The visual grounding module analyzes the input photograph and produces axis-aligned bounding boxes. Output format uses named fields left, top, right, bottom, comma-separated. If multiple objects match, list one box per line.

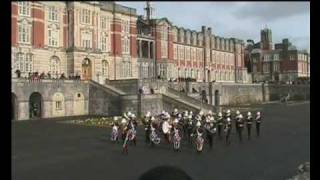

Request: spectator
left=60, top=73, right=66, bottom=80
left=47, top=71, right=51, bottom=79
left=40, top=72, right=45, bottom=79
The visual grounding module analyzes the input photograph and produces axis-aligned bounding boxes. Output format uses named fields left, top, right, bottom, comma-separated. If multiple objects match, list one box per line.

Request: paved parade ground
left=12, top=102, right=310, bottom=180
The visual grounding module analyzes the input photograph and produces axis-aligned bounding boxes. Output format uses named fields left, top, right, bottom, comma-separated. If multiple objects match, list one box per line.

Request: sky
left=117, top=1, right=310, bottom=52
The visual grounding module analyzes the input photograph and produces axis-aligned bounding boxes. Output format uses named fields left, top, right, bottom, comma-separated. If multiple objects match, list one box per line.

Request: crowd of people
left=14, top=70, right=81, bottom=81
left=109, top=108, right=262, bottom=154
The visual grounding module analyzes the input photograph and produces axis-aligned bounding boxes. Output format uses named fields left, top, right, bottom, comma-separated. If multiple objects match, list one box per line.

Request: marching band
left=109, top=109, right=263, bottom=154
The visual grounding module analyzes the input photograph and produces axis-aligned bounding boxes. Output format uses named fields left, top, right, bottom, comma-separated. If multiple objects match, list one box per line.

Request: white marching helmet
left=227, top=109, right=231, bottom=114
left=127, top=111, right=132, bottom=117
left=210, top=116, right=214, bottom=122
left=151, top=116, right=155, bottom=121
left=190, top=111, right=193, bottom=115
left=121, top=118, right=127, bottom=124
left=178, top=114, right=182, bottom=118
left=196, top=121, right=201, bottom=127
left=218, top=112, right=222, bottom=117
left=239, top=114, right=243, bottom=119
left=227, top=117, right=231, bottom=122
left=131, top=114, right=136, bottom=119
left=174, top=108, right=178, bottom=113
left=174, top=119, right=179, bottom=124
left=236, top=110, right=240, bottom=115
left=208, top=110, right=213, bottom=115
left=113, top=116, right=118, bottom=121
left=247, top=112, right=252, bottom=116
left=161, top=110, right=165, bottom=115
left=185, top=111, right=189, bottom=115
left=257, top=112, right=261, bottom=116
left=188, top=114, right=192, bottom=119
left=146, top=111, right=151, bottom=117
left=165, top=112, right=171, bottom=119
left=199, top=111, right=204, bottom=116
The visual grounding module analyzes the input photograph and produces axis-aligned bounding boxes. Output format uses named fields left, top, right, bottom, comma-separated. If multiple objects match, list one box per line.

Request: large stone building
left=11, top=1, right=248, bottom=84
left=245, top=28, right=310, bottom=83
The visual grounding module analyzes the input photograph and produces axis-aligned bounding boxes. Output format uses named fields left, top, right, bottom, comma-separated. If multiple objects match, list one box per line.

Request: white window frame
left=18, top=23, right=31, bottom=44
left=48, top=6, right=58, bottom=22
left=18, top=2, right=31, bottom=17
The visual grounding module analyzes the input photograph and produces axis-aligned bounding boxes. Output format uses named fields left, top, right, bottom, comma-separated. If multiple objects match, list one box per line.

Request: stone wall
left=88, top=83, right=122, bottom=116
left=168, top=81, right=310, bottom=106
left=106, top=79, right=139, bottom=95
left=265, top=84, right=310, bottom=101
left=12, top=79, right=90, bottom=120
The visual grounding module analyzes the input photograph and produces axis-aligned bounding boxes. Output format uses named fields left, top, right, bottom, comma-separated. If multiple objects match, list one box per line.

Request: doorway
left=82, top=58, right=92, bottom=80
left=29, top=92, right=42, bottom=119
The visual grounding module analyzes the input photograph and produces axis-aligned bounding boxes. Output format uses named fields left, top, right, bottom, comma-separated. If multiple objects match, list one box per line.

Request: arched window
left=102, top=60, right=108, bottom=77
left=50, top=56, right=60, bottom=78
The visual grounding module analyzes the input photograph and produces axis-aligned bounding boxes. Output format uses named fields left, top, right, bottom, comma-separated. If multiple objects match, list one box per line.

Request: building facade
left=11, top=1, right=248, bottom=84
left=245, top=28, right=310, bottom=82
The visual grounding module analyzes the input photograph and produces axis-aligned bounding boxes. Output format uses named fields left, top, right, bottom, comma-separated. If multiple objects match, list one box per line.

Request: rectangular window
left=18, top=24, right=30, bottom=44
left=48, top=29, right=58, bottom=47
left=48, top=7, right=58, bottom=21
left=81, top=9, right=91, bottom=24
left=18, top=2, right=31, bottom=16
left=122, top=37, right=130, bottom=54
left=56, top=101, right=62, bottom=110
left=81, top=31, right=92, bottom=48
left=101, top=34, right=106, bottom=51
left=101, top=16, right=106, bottom=29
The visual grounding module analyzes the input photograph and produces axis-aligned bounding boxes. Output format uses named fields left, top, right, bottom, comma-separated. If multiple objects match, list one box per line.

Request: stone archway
left=29, top=92, right=42, bottom=119
left=207, top=70, right=211, bottom=82
left=12, top=93, right=17, bottom=121
left=82, top=58, right=92, bottom=80
left=215, top=90, right=220, bottom=106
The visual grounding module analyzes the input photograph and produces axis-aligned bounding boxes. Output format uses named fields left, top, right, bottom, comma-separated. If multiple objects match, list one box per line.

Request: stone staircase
left=89, top=80, right=126, bottom=96
left=163, top=87, right=217, bottom=112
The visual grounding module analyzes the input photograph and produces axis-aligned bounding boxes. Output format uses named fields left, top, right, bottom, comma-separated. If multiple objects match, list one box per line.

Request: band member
left=204, top=116, right=216, bottom=149
left=186, top=115, right=194, bottom=144
left=172, top=119, right=182, bottom=152
left=255, top=112, right=262, bottom=137
left=162, top=113, right=172, bottom=143
left=191, top=121, right=204, bottom=153
left=149, top=117, right=161, bottom=146
left=237, top=114, right=244, bottom=143
left=110, top=117, right=120, bottom=143
left=120, top=118, right=128, bottom=143
left=225, top=109, right=231, bottom=119
left=217, top=112, right=224, bottom=139
left=246, top=112, right=253, bottom=140
left=144, top=112, right=152, bottom=144
left=224, top=117, right=232, bottom=145
left=172, top=108, right=179, bottom=118
left=235, top=110, right=241, bottom=133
